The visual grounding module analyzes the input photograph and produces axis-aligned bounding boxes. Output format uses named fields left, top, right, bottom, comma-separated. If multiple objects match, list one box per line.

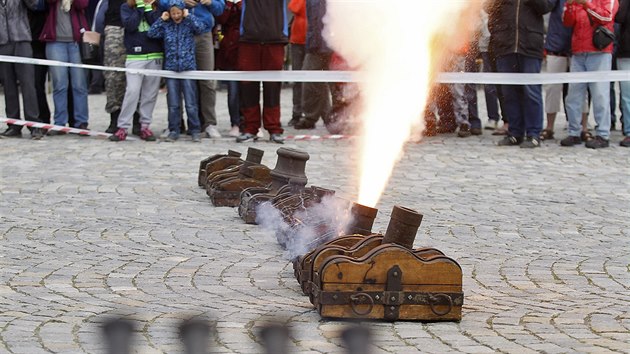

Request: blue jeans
left=166, top=78, right=200, bottom=136
left=496, top=53, right=544, bottom=138
left=45, top=42, right=89, bottom=127
left=227, top=80, right=240, bottom=127
left=566, top=53, right=612, bottom=139
left=481, top=52, right=501, bottom=121
left=617, top=58, right=630, bottom=136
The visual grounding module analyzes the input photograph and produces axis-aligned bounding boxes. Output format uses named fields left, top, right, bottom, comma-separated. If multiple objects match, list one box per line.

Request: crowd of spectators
left=0, top=0, right=628, bottom=148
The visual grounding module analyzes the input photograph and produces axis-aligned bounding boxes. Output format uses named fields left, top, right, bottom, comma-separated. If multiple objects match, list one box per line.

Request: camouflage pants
left=103, top=26, right=126, bottom=113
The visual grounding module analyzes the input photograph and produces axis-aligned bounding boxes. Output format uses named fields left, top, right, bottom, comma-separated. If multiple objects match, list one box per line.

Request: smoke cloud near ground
left=255, top=195, right=354, bottom=259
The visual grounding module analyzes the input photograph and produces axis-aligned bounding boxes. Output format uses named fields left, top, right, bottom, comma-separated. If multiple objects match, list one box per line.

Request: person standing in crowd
left=29, top=3, right=52, bottom=129
left=109, top=0, right=163, bottom=142
left=235, top=0, right=288, bottom=144
left=542, top=0, right=573, bottom=141
left=448, top=44, right=474, bottom=138
left=616, top=0, right=630, bottom=146
left=0, top=0, right=42, bottom=139
left=40, top=0, right=91, bottom=133
left=293, top=0, right=333, bottom=131
left=541, top=0, right=591, bottom=141
left=149, top=0, right=204, bottom=142
left=288, top=0, right=306, bottom=127
left=102, top=0, right=129, bottom=134
left=478, top=8, right=504, bottom=131
left=487, top=0, right=552, bottom=148
left=560, top=0, right=618, bottom=149
left=215, top=0, right=242, bottom=137
left=159, top=0, right=224, bottom=139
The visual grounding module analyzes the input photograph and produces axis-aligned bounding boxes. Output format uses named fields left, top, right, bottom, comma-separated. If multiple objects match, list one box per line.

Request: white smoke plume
left=256, top=195, right=355, bottom=260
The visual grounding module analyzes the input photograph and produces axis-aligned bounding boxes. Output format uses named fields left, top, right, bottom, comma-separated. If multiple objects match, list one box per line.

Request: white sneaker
left=256, top=130, right=265, bottom=138
left=160, top=128, right=170, bottom=138
left=205, top=125, right=222, bottom=138
left=228, top=126, right=240, bottom=137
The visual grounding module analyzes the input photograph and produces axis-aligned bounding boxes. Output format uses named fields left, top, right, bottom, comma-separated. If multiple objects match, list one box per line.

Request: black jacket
left=239, top=0, right=288, bottom=44
left=486, top=0, right=553, bottom=59
left=617, top=0, right=630, bottom=57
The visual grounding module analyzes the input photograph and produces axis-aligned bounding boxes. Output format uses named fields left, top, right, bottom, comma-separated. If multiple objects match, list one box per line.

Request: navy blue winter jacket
left=158, top=0, right=224, bottom=33
left=305, top=0, right=331, bottom=54
left=148, top=13, right=204, bottom=71
left=120, top=1, right=163, bottom=58
left=544, top=0, right=572, bottom=55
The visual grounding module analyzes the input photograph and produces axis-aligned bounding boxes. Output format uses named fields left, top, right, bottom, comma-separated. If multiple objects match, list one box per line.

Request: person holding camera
left=560, top=0, right=619, bottom=149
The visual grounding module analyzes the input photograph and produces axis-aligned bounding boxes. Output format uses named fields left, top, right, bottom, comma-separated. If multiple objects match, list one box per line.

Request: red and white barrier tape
left=286, top=134, right=352, bottom=141
left=0, top=118, right=111, bottom=138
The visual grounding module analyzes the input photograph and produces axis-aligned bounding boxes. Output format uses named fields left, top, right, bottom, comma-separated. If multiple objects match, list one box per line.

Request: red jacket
left=288, top=0, right=306, bottom=45
left=39, top=0, right=89, bottom=42
left=563, top=0, right=619, bottom=53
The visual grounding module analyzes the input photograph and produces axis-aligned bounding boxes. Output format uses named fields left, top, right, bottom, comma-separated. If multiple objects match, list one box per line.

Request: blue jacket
left=159, top=0, right=224, bottom=33
left=544, top=0, right=572, bottom=55
left=120, top=1, right=163, bottom=58
left=305, top=0, right=330, bottom=53
left=148, top=14, right=204, bottom=71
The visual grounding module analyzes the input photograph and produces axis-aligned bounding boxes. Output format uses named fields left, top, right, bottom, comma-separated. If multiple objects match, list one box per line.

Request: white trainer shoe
left=205, top=125, right=222, bottom=138
left=228, top=126, right=240, bottom=137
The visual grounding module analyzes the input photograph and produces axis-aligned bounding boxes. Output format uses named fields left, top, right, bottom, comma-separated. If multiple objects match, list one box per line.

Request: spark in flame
left=324, top=0, right=481, bottom=207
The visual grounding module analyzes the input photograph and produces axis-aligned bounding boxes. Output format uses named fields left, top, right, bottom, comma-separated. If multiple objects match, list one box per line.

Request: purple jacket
left=39, top=0, right=90, bottom=42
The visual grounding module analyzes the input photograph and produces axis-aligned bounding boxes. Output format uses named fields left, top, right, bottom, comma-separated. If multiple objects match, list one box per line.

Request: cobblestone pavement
left=1, top=88, right=629, bottom=353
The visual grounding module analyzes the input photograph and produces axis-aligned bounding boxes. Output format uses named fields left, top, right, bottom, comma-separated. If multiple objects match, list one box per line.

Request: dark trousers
left=464, top=50, right=482, bottom=129
left=290, top=43, right=306, bottom=119
left=480, top=52, right=501, bottom=122
left=301, top=52, right=332, bottom=124
left=496, top=53, right=544, bottom=138
left=31, top=41, right=52, bottom=124
left=0, top=42, right=40, bottom=130
left=238, top=42, right=284, bottom=134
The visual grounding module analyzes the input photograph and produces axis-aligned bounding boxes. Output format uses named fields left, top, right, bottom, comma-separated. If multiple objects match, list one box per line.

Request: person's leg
left=227, top=80, right=240, bottom=127
left=481, top=52, right=500, bottom=124
left=464, top=51, right=480, bottom=130
left=103, top=26, right=127, bottom=119
left=564, top=54, right=588, bottom=139
left=0, top=43, right=21, bottom=121
left=519, top=55, right=543, bottom=139
left=290, top=43, right=306, bottom=123
left=45, top=42, right=70, bottom=126
left=238, top=42, right=262, bottom=135
left=495, top=53, right=524, bottom=138
left=166, top=78, right=182, bottom=136
left=68, top=42, right=89, bottom=127
left=450, top=55, right=469, bottom=128
left=182, top=79, right=201, bottom=134
left=297, top=52, right=331, bottom=128
left=13, top=42, right=40, bottom=128
left=586, top=53, right=612, bottom=140
left=543, top=55, right=568, bottom=135
left=261, top=44, right=286, bottom=135
left=137, top=58, right=163, bottom=129
left=617, top=58, right=630, bottom=138
left=116, top=61, right=145, bottom=130
left=195, top=32, right=217, bottom=130
left=31, top=41, right=51, bottom=123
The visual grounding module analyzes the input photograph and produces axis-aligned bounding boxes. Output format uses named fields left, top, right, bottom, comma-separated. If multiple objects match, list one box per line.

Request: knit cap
left=169, top=0, right=185, bottom=9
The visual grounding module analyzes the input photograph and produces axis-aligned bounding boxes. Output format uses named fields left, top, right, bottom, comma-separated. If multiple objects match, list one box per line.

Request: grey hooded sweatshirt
left=0, top=0, right=40, bottom=45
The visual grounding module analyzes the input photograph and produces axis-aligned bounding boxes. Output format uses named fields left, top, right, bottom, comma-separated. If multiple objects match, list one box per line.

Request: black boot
left=106, top=110, right=120, bottom=134
left=132, top=111, right=141, bottom=136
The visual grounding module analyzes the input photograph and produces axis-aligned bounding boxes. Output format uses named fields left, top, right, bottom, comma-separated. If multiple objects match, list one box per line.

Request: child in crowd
left=148, top=0, right=205, bottom=142
left=109, top=0, right=164, bottom=142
